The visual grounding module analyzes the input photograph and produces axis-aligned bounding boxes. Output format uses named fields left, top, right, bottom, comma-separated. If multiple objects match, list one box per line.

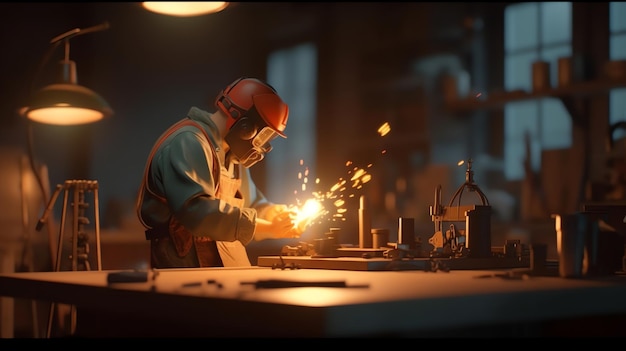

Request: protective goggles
left=251, top=126, right=279, bottom=152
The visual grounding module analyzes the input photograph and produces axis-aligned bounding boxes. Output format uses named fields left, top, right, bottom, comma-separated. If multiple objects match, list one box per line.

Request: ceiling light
left=142, top=2, right=229, bottom=17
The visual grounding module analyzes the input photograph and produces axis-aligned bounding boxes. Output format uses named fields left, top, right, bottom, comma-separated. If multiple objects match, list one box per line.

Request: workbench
left=1, top=266, right=626, bottom=337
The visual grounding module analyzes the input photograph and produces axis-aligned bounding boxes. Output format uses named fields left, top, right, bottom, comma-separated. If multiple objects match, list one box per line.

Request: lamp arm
left=26, top=21, right=111, bottom=96
left=50, top=22, right=110, bottom=44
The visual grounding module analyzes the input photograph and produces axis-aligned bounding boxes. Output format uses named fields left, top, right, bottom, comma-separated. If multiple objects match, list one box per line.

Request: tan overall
left=137, top=118, right=251, bottom=267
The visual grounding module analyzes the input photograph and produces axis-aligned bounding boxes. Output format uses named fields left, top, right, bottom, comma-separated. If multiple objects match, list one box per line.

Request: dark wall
left=0, top=3, right=295, bottom=225
left=0, top=3, right=528, bottom=230
left=0, top=3, right=464, bottom=225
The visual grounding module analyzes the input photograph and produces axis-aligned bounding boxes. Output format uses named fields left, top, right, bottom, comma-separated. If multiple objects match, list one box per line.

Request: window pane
left=505, top=52, right=538, bottom=91
left=266, top=43, right=317, bottom=204
left=504, top=2, right=572, bottom=182
left=610, top=89, right=626, bottom=128
left=610, top=2, right=626, bottom=32
left=541, top=2, right=572, bottom=44
left=505, top=101, right=540, bottom=135
left=505, top=2, right=539, bottom=52
left=610, top=34, right=626, bottom=59
left=505, top=101, right=540, bottom=179
left=540, top=99, right=572, bottom=148
left=610, top=29, right=626, bottom=130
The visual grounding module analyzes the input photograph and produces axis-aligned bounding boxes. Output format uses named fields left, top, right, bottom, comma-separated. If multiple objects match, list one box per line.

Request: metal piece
left=398, top=217, right=415, bottom=249
left=272, top=255, right=300, bottom=270
left=383, top=245, right=416, bottom=260
left=371, top=228, right=389, bottom=249
left=429, top=159, right=492, bottom=258
left=358, top=195, right=372, bottom=248
left=447, top=159, right=490, bottom=208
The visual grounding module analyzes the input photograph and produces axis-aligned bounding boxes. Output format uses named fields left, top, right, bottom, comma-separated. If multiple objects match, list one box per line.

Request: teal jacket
left=137, top=106, right=274, bottom=250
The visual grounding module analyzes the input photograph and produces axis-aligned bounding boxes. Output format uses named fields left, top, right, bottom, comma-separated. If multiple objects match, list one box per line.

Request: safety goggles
left=251, top=126, right=279, bottom=152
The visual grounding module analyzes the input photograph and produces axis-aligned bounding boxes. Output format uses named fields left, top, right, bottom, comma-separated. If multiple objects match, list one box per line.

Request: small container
left=371, top=228, right=390, bottom=249
left=557, top=55, right=586, bottom=87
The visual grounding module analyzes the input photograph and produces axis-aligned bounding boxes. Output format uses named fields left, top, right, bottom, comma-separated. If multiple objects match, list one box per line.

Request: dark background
left=0, top=2, right=615, bottom=254
left=0, top=1, right=623, bottom=338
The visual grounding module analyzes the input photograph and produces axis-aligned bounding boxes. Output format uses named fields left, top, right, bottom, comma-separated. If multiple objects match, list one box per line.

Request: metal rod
left=54, top=186, right=69, bottom=272
left=93, top=185, right=102, bottom=270
left=50, top=22, right=110, bottom=44
left=72, top=182, right=79, bottom=272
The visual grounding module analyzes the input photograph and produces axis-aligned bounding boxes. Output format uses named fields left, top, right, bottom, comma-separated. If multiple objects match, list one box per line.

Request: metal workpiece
left=398, top=217, right=415, bottom=249
left=371, top=228, right=389, bottom=249
left=322, top=229, right=339, bottom=254
left=259, top=159, right=531, bottom=271
left=358, top=195, right=372, bottom=249
left=448, top=159, right=490, bottom=208
left=429, top=159, right=492, bottom=258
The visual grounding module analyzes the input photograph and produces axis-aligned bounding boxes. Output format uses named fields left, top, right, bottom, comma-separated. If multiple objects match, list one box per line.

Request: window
left=609, top=1, right=626, bottom=138
left=265, top=43, right=318, bottom=204
left=504, top=2, right=572, bottom=180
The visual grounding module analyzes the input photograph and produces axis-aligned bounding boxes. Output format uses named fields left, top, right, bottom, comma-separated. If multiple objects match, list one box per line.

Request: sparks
left=292, top=198, right=325, bottom=231
left=289, top=123, right=392, bottom=227
left=378, top=122, right=391, bottom=137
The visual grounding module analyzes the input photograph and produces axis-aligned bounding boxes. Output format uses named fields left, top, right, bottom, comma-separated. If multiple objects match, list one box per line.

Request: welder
left=136, top=77, right=303, bottom=268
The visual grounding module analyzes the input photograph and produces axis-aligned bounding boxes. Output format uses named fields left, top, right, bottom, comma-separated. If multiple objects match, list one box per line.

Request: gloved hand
left=254, top=205, right=302, bottom=240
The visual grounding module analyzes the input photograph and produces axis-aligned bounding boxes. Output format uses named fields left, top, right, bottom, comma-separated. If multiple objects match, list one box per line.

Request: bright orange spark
left=292, top=198, right=325, bottom=231
left=291, top=121, right=391, bottom=226
left=378, top=122, right=391, bottom=136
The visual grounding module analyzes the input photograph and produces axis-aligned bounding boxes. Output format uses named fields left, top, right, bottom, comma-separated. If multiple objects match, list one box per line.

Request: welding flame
left=292, top=198, right=325, bottom=231
left=290, top=122, right=391, bottom=227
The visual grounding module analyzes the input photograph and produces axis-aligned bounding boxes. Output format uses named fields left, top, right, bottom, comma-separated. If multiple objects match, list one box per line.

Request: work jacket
left=136, top=106, right=274, bottom=267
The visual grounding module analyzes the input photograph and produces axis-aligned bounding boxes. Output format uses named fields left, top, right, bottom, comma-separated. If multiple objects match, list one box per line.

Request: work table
left=1, top=266, right=626, bottom=337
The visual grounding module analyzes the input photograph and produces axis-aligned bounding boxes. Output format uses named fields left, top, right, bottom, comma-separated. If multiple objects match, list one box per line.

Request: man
left=136, top=77, right=302, bottom=268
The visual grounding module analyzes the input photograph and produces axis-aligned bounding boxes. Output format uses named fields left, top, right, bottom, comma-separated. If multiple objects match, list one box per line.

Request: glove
left=254, top=206, right=301, bottom=240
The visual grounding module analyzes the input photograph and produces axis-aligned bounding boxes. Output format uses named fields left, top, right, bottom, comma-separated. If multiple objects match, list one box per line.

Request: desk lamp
left=21, top=22, right=112, bottom=260
left=22, top=22, right=113, bottom=126
left=20, top=23, right=112, bottom=337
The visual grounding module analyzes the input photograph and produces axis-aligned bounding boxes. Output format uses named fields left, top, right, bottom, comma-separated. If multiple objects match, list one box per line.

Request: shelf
left=445, top=77, right=626, bottom=113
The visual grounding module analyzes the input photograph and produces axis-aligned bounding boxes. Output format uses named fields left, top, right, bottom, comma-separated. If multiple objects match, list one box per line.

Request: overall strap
left=136, top=118, right=220, bottom=229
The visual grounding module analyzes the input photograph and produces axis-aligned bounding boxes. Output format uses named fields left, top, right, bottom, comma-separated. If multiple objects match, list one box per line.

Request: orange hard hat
left=215, top=77, right=288, bottom=138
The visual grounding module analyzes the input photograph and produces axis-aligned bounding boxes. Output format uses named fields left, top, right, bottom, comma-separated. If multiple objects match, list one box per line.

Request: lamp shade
left=142, top=2, right=228, bottom=17
left=24, top=83, right=113, bottom=125
left=24, top=59, right=113, bottom=125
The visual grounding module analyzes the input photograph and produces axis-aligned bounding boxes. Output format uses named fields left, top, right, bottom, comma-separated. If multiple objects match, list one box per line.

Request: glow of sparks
left=290, top=124, right=391, bottom=226
left=378, top=122, right=391, bottom=137
left=292, top=198, right=325, bottom=231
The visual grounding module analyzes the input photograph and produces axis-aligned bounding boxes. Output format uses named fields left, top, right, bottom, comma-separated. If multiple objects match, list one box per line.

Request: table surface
left=1, top=266, right=626, bottom=337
